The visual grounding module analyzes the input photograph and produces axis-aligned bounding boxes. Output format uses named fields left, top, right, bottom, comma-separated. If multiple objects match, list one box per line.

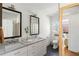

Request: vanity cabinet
left=2, top=39, right=47, bottom=56
left=3, top=47, right=28, bottom=56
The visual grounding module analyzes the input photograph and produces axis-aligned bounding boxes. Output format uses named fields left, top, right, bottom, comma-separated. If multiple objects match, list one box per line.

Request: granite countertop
left=0, top=38, right=45, bottom=55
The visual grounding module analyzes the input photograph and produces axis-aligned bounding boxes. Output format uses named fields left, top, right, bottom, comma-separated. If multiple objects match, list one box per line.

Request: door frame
left=59, top=3, right=79, bottom=56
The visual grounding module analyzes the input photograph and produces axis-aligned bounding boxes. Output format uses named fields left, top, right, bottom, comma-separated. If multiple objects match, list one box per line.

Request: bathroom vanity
left=0, top=38, right=48, bottom=56
left=0, top=5, right=48, bottom=56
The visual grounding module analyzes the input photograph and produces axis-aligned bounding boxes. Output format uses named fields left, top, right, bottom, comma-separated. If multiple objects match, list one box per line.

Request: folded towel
left=0, top=27, right=4, bottom=43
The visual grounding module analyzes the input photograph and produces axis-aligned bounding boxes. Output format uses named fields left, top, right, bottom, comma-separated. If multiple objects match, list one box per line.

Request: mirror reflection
left=2, top=7, right=21, bottom=38
left=30, top=15, right=39, bottom=35
left=62, top=6, right=79, bottom=52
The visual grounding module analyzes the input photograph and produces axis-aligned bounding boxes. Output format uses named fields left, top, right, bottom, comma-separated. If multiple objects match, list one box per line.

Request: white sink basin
left=19, top=39, right=33, bottom=45
left=19, top=38, right=44, bottom=45
left=21, top=39, right=33, bottom=42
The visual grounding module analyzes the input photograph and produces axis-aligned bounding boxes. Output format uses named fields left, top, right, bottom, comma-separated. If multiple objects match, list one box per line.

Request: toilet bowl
left=51, top=30, right=58, bottom=49
left=53, top=35, right=58, bottom=49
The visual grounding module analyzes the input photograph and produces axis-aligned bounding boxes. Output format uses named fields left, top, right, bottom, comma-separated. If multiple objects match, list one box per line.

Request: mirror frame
left=30, top=15, right=39, bottom=35
left=59, top=3, right=79, bottom=55
left=2, top=7, right=22, bottom=39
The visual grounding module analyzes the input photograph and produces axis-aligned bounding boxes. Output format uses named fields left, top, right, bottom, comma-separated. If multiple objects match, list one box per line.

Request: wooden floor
left=64, top=47, right=79, bottom=56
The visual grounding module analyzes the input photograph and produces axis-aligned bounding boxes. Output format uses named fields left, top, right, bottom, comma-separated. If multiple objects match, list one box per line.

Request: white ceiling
left=3, top=3, right=58, bottom=16
left=3, top=3, right=58, bottom=13
left=14, top=3, right=57, bottom=11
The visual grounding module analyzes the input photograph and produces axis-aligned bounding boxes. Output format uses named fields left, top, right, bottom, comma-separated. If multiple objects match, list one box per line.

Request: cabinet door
left=37, top=40, right=47, bottom=56
left=34, top=42, right=41, bottom=56
left=15, top=47, right=28, bottom=56
left=27, top=44, right=37, bottom=56
left=2, top=47, right=28, bottom=56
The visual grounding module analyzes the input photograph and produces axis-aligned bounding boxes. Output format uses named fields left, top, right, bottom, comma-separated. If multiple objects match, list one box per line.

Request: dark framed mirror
left=0, top=3, right=2, bottom=27
left=30, top=15, right=39, bottom=35
left=2, top=7, right=22, bottom=39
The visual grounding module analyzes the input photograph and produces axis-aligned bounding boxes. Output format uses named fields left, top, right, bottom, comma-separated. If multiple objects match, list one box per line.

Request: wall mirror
left=60, top=3, right=79, bottom=55
left=2, top=7, right=22, bottom=39
left=30, top=15, right=39, bottom=35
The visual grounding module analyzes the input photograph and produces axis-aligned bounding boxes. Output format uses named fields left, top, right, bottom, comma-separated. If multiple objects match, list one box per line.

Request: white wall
left=37, top=4, right=58, bottom=44
left=49, top=13, right=59, bottom=44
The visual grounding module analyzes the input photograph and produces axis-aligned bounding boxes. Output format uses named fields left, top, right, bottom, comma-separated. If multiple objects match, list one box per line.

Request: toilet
left=52, top=31, right=59, bottom=49
left=53, top=39, right=58, bottom=49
